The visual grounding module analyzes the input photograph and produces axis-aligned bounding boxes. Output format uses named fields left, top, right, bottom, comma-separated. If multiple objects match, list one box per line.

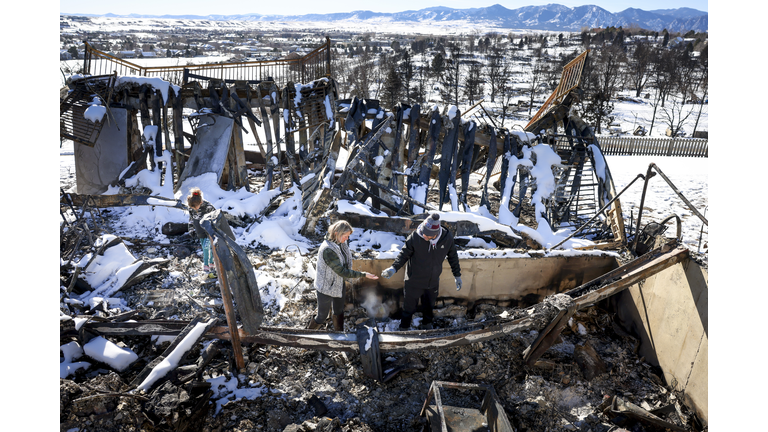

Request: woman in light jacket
left=309, top=220, right=378, bottom=331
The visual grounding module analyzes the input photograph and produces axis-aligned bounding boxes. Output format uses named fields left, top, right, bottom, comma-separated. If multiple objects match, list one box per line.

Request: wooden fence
left=593, top=135, right=708, bottom=157
left=82, top=38, right=332, bottom=88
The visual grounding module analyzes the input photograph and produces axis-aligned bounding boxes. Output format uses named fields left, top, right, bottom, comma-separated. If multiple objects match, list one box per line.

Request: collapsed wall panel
left=74, top=108, right=129, bottom=194
left=613, top=258, right=708, bottom=426
left=178, top=114, right=234, bottom=187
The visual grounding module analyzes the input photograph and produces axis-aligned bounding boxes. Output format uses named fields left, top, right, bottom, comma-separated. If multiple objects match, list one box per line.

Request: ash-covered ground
left=59, top=163, right=705, bottom=432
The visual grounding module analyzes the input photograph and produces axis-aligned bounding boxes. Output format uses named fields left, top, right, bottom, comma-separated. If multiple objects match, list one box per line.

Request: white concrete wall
left=616, top=259, right=708, bottom=426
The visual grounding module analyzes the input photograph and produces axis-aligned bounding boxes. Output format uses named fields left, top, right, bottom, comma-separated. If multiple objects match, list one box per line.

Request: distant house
left=60, top=50, right=73, bottom=60
left=118, top=51, right=137, bottom=59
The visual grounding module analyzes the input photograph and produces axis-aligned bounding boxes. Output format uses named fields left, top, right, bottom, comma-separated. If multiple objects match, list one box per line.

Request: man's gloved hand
left=381, top=267, right=396, bottom=279
left=455, top=276, right=462, bottom=291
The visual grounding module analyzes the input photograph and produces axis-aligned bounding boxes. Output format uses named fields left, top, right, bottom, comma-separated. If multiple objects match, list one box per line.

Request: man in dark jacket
left=381, top=213, right=461, bottom=330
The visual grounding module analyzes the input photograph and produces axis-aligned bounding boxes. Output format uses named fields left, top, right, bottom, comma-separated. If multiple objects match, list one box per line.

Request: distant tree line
left=332, top=26, right=707, bottom=135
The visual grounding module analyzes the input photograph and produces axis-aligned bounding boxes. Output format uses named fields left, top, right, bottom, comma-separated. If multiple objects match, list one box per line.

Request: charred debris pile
left=60, top=49, right=707, bottom=431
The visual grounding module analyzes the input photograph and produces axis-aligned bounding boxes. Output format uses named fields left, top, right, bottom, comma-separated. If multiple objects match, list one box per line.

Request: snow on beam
left=132, top=317, right=219, bottom=392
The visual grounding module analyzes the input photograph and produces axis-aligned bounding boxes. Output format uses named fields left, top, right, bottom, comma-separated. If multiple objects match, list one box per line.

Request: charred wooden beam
left=301, top=187, right=333, bottom=236
left=522, top=295, right=576, bottom=366
left=566, top=244, right=689, bottom=308
left=332, top=211, right=478, bottom=237
left=330, top=211, right=535, bottom=248
left=130, top=317, right=219, bottom=390
left=61, top=193, right=186, bottom=210
left=201, top=211, right=263, bottom=334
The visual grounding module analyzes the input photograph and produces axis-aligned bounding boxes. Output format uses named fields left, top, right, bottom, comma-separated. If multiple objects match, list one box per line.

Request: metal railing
left=484, top=134, right=708, bottom=179
left=590, top=136, right=708, bottom=157
left=82, top=38, right=332, bottom=88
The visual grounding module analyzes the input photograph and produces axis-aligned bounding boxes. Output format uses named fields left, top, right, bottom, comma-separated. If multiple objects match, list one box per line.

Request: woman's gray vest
left=314, top=239, right=353, bottom=298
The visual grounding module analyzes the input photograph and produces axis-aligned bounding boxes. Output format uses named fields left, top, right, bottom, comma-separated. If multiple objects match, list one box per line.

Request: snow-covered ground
left=606, top=155, right=708, bottom=253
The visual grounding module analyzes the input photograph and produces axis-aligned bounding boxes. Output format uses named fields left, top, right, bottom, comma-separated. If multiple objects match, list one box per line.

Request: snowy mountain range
left=63, top=4, right=708, bottom=33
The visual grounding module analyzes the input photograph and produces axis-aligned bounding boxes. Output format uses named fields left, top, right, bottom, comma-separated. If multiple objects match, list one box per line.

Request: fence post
left=83, top=40, right=90, bottom=76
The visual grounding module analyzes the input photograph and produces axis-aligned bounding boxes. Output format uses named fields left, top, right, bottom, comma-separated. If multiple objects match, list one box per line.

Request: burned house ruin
left=60, top=40, right=708, bottom=431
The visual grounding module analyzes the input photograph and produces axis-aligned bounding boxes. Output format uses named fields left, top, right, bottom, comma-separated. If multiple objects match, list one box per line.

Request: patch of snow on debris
left=136, top=319, right=214, bottom=391
left=83, top=336, right=138, bottom=372
left=60, top=342, right=90, bottom=378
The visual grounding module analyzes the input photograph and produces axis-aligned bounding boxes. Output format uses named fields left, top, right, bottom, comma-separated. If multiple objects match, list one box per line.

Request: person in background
left=381, top=213, right=461, bottom=330
left=187, top=187, right=216, bottom=279
left=310, top=220, right=378, bottom=331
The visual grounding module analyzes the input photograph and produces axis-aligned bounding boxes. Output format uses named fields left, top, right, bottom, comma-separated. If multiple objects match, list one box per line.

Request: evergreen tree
left=381, top=62, right=402, bottom=110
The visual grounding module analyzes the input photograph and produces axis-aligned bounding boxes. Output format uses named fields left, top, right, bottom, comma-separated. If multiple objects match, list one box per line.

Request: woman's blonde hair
left=327, top=220, right=353, bottom=242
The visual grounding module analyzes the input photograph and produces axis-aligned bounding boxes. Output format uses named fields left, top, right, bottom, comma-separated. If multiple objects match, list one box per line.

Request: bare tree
left=627, top=40, right=653, bottom=97
left=648, top=48, right=677, bottom=134
left=692, top=45, right=708, bottom=136
left=659, top=96, right=695, bottom=137
left=346, top=48, right=374, bottom=99
left=439, top=43, right=462, bottom=106
left=370, top=51, right=391, bottom=100
left=485, top=46, right=507, bottom=103
left=413, top=52, right=431, bottom=103
left=581, top=43, right=626, bottom=134
left=463, top=61, right=484, bottom=105
left=497, top=73, right=517, bottom=129
left=399, top=49, right=414, bottom=103
left=526, top=46, right=549, bottom=117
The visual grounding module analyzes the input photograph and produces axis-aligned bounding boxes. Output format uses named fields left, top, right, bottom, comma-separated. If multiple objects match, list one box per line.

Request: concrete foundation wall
left=351, top=254, right=619, bottom=308
left=615, top=258, right=708, bottom=426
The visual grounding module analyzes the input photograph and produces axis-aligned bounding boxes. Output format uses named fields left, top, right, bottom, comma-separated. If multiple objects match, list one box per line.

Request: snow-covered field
left=606, top=155, right=708, bottom=253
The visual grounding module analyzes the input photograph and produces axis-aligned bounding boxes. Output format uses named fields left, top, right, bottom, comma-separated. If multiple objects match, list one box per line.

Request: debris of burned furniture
left=60, top=73, right=117, bottom=147
left=419, top=381, right=514, bottom=432
left=598, top=395, right=688, bottom=432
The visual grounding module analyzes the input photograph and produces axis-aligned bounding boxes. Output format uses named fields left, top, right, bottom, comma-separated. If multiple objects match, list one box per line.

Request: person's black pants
left=400, top=282, right=438, bottom=329
left=315, top=290, right=344, bottom=323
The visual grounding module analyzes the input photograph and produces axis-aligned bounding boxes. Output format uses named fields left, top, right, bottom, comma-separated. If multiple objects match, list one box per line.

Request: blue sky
left=60, top=1, right=708, bottom=16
